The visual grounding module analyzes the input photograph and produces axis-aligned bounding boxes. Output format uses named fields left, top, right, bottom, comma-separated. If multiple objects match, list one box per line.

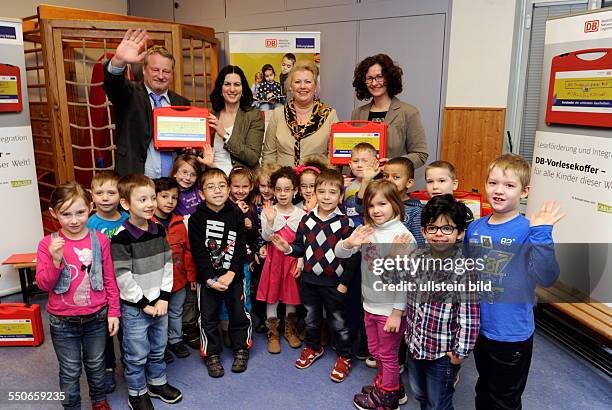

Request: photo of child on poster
left=228, top=31, right=321, bottom=116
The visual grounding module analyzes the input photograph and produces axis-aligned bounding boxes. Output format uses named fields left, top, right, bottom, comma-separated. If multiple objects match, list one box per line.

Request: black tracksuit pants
left=197, top=278, right=252, bottom=356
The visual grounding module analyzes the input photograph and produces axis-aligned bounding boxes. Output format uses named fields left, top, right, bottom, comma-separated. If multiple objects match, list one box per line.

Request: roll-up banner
left=527, top=9, right=612, bottom=304
left=0, top=18, right=44, bottom=296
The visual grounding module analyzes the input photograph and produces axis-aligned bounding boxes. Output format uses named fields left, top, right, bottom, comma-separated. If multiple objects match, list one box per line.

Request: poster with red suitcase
left=527, top=9, right=612, bottom=306
left=0, top=18, right=43, bottom=298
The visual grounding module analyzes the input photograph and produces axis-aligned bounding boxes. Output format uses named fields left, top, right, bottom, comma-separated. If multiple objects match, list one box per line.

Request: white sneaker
left=365, top=356, right=377, bottom=368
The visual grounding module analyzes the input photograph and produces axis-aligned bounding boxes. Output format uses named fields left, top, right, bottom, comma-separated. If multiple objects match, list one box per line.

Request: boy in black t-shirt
left=188, top=168, right=252, bottom=378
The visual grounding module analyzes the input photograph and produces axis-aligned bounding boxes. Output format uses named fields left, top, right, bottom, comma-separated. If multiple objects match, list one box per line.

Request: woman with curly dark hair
left=351, top=54, right=428, bottom=168
left=207, top=65, right=265, bottom=174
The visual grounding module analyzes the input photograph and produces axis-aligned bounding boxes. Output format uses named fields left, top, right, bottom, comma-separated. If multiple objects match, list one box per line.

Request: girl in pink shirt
left=36, top=182, right=120, bottom=410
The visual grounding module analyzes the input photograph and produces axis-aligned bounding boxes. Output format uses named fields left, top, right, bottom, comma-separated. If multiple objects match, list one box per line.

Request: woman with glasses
left=351, top=54, right=428, bottom=169
left=208, top=65, right=265, bottom=175
left=261, top=60, right=339, bottom=166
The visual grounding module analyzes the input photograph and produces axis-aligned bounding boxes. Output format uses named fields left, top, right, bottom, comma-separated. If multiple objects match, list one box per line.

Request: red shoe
left=92, top=400, right=112, bottom=410
left=295, top=346, right=324, bottom=369
left=330, top=356, right=351, bottom=382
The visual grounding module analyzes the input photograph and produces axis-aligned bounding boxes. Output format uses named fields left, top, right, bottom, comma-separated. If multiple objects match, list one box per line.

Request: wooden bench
left=536, top=282, right=612, bottom=346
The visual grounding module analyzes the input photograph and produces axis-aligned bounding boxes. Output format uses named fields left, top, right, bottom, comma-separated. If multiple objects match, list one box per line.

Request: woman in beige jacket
left=351, top=54, right=428, bottom=168
left=261, top=60, right=338, bottom=166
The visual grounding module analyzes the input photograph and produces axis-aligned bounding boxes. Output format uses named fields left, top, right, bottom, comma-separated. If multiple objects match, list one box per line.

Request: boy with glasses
left=404, top=194, right=480, bottom=409
left=188, top=168, right=252, bottom=378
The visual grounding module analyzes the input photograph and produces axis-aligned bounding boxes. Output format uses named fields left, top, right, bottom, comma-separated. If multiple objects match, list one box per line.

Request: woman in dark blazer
left=207, top=65, right=265, bottom=174
left=351, top=54, right=428, bottom=168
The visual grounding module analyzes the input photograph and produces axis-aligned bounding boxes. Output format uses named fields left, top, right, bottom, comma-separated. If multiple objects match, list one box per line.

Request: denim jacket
left=51, top=229, right=104, bottom=294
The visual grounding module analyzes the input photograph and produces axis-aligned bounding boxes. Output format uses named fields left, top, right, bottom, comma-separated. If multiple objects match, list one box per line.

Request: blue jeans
left=168, top=288, right=186, bottom=345
left=407, top=355, right=459, bottom=410
left=49, top=307, right=108, bottom=409
left=120, top=304, right=168, bottom=396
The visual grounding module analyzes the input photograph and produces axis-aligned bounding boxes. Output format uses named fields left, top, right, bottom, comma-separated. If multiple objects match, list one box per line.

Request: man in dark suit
left=104, top=29, right=191, bottom=177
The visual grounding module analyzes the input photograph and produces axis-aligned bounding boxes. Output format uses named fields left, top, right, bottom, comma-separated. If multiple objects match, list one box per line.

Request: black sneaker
left=205, top=354, right=224, bottom=378
left=167, top=341, right=190, bottom=358
left=147, top=383, right=183, bottom=404
left=128, top=393, right=154, bottom=410
left=231, top=349, right=249, bottom=373
left=163, top=348, right=175, bottom=364
left=183, top=333, right=200, bottom=350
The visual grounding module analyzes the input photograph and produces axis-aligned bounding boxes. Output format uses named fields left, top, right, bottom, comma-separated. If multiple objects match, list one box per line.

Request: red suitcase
left=0, top=303, right=45, bottom=347
left=545, top=48, right=612, bottom=128
left=0, top=63, right=23, bottom=113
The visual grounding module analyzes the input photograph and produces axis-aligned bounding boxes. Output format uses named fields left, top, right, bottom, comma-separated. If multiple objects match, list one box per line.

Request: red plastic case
left=153, top=106, right=210, bottom=150
left=0, top=63, right=23, bottom=113
left=329, top=121, right=387, bottom=165
left=0, top=303, right=45, bottom=347
left=545, top=48, right=612, bottom=128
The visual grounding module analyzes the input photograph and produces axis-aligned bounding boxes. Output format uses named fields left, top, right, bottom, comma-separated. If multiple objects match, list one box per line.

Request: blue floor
left=1, top=292, right=610, bottom=409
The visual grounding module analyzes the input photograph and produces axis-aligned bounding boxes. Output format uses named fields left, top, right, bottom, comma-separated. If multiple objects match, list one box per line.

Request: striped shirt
left=111, top=220, right=173, bottom=308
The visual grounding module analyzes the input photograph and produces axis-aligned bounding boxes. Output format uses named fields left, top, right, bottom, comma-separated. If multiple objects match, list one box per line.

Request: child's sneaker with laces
left=295, top=346, right=324, bottom=369
left=329, top=356, right=351, bottom=382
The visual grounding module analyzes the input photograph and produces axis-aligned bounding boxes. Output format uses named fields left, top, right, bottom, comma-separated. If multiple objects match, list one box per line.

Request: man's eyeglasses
left=365, top=74, right=385, bottom=85
left=425, top=225, right=457, bottom=235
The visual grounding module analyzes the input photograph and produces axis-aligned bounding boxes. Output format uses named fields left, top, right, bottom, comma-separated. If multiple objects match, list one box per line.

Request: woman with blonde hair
left=261, top=60, right=339, bottom=167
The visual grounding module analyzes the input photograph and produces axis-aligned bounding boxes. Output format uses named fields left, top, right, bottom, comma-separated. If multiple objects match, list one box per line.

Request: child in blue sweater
left=465, top=153, right=564, bottom=410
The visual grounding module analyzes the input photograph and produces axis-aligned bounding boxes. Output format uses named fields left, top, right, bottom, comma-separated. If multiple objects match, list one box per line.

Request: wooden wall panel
left=440, top=107, right=505, bottom=196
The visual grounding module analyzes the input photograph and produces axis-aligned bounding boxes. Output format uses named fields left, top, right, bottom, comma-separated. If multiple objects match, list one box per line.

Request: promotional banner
left=528, top=9, right=611, bottom=304
left=228, top=31, right=320, bottom=113
left=0, top=18, right=43, bottom=296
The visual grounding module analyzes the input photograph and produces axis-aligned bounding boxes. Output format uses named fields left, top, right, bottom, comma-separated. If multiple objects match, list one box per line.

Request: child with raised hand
left=383, top=157, right=425, bottom=245
left=465, top=154, right=564, bottom=410
left=220, top=166, right=259, bottom=345
left=257, top=166, right=306, bottom=353
left=251, top=163, right=281, bottom=332
left=37, top=182, right=120, bottom=410
left=152, top=177, right=197, bottom=364
left=112, top=174, right=182, bottom=408
left=336, top=179, right=416, bottom=409
left=344, top=143, right=379, bottom=364
left=270, top=169, right=355, bottom=383
left=346, top=142, right=380, bottom=227
left=405, top=194, right=480, bottom=409
left=189, top=168, right=252, bottom=378
left=86, top=170, right=128, bottom=393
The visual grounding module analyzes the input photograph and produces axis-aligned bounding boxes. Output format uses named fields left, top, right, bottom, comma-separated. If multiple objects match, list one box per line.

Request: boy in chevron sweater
left=271, top=169, right=355, bottom=383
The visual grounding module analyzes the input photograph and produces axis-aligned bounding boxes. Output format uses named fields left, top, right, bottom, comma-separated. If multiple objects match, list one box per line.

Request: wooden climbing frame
left=21, top=5, right=218, bottom=232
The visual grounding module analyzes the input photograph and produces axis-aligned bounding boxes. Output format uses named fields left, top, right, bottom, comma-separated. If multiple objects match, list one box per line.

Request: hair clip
left=294, top=164, right=321, bottom=175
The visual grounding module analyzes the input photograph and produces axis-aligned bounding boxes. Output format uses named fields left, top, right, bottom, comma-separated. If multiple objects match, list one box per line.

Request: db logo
left=584, top=20, right=599, bottom=33
left=265, top=39, right=278, bottom=48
